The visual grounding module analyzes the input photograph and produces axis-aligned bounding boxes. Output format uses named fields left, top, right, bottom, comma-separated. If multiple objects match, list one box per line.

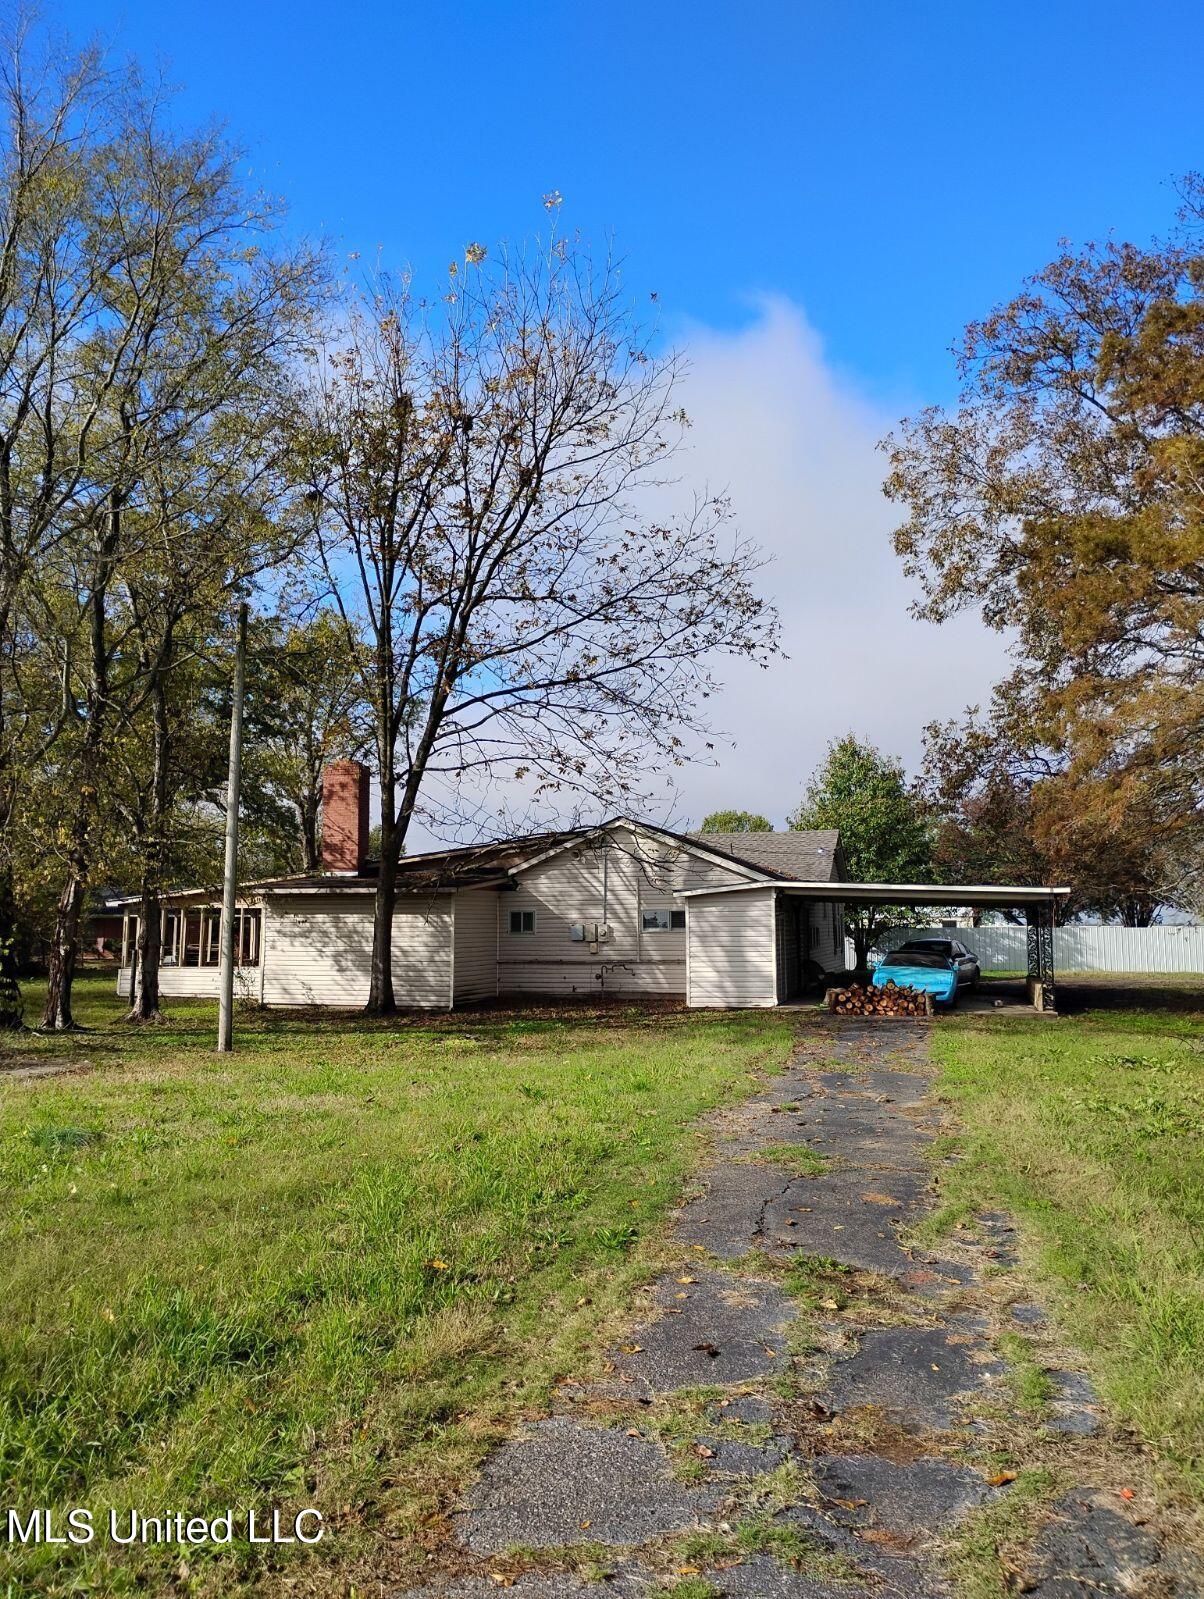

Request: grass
left=0, top=971, right=792, bottom=1597
left=925, top=993, right=1204, bottom=1498
left=943, top=1465, right=1059, bottom=1599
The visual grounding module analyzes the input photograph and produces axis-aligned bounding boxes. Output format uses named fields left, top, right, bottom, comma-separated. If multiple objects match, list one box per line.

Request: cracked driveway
left=398, top=1017, right=1201, bottom=1599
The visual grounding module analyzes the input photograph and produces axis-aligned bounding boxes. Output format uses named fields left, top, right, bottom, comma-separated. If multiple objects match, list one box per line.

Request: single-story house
left=112, top=761, right=849, bottom=1009
left=113, top=763, right=1070, bottom=1011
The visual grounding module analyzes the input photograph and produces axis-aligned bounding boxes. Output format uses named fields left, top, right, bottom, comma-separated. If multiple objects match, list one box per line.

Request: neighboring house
left=112, top=762, right=848, bottom=1010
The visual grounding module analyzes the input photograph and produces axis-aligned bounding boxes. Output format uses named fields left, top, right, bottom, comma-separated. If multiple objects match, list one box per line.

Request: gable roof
left=688, top=830, right=842, bottom=882
left=246, top=827, right=597, bottom=896
left=113, top=817, right=833, bottom=907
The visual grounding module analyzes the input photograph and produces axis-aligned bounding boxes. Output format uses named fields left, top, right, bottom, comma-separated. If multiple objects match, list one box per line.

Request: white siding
left=260, top=892, right=452, bottom=1008
left=113, top=965, right=262, bottom=1001
left=498, top=827, right=753, bottom=997
left=453, top=889, right=500, bottom=1003
left=811, top=898, right=845, bottom=970
left=872, top=922, right=1204, bottom=975
left=687, top=888, right=779, bottom=1008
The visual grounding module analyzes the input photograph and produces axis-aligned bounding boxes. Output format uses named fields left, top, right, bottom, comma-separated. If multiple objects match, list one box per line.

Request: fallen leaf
left=986, top=1471, right=1017, bottom=1486
left=1119, top=1487, right=1136, bottom=1501
left=693, top=1341, right=721, bottom=1359
left=619, top=1343, right=644, bottom=1354
left=675, top=1566, right=700, bottom=1576
left=579, top=1519, right=591, bottom=1529
left=488, top=1576, right=513, bottom=1589
left=677, top=1275, right=697, bottom=1283
left=819, top=1297, right=840, bottom=1311
left=692, top=1444, right=715, bottom=1459
left=426, top=1258, right=449, bottom=1271
left=833, top=1497, right=868, bottom=1510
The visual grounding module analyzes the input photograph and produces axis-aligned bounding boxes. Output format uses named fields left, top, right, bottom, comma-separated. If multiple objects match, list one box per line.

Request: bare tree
left=297, top=221, right=779, bottom=1014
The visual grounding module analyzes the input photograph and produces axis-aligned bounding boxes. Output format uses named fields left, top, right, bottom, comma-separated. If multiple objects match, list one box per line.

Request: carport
left=677, top=881, right=1070, bottom=1013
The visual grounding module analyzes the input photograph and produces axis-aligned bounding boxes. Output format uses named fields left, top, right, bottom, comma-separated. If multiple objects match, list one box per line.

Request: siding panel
left=687, top=889, right=778, bottom=1008
left=498, top=827, right=753, bottom=997
left=261, top=893, right=452, bottom=1008
left=453, top=889, right=500, bottom=1003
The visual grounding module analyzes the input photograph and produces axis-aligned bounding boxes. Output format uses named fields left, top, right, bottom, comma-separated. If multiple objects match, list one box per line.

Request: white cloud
left=650, top=295, right=1011, bottom=829
left=405, top=296, right=1010, bottom=849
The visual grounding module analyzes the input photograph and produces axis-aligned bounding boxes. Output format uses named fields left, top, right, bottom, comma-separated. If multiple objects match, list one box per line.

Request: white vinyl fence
left=854, top=924, right=1204, bottom=975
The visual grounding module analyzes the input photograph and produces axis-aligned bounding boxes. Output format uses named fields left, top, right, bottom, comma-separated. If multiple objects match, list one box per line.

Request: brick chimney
left=321, top=760, right=370, bottom=874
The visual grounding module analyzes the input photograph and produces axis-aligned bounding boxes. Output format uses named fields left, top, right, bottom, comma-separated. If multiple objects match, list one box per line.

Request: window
left=642, top=909, right=670, bottom=932
left=509, top=909, right=535, bottom=934
left=235, top=908, right=261, bottom=967
left=182, top=909, right=204, bottom=967
left=202, top=911, right=221, bottom=966
left=670, top=908, right=686, bottom=930
left=161, top=910, right=181, bottom=966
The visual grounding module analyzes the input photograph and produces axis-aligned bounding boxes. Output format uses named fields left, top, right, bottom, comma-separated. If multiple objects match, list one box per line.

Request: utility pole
left=217, top=601, right=248, bottom=1053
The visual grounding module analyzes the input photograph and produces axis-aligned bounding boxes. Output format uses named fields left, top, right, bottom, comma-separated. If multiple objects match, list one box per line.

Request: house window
left=642, top=909, right=670, bottom=932
left=670, top=908, right=686, bottom=930
left=162, top=910, right=182, bottom=966
left=235, top=908, right=261, bottom=967
left=182, top=909, right=204, bottom=967
left=202, top=911, right=221, bottom=966
left=509, top=909, right=535, bottom=934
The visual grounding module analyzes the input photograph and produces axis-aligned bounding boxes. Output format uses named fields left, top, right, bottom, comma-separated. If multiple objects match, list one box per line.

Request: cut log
left=824, top=981, right=934, bottom=1017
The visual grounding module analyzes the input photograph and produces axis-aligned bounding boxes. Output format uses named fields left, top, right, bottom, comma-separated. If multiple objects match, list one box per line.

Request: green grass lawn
left=925, top=990, right=1204, bottom=1501
left=0, top=972, right=792, bottom=1597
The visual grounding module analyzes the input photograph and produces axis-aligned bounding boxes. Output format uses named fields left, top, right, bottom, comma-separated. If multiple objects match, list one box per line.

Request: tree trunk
left=42, top=490, right=120, bottom=1030
left=366, top=765, right=399, bottom=1015
left=43, top=863, right=85, bottom=1029
left=129, top=884, right=163, bottom=1021
left=0, top=595, right=23, bottom=1030
left=0, top=858, right=23, bottom=1030
left=126, top=676, right=170, bottom=1022
left=300, top=786, right=320, bottom=873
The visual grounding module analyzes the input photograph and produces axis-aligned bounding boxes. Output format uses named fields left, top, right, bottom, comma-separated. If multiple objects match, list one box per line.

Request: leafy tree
left=883, top=175, right=1204, bottom=908
left=22, top=67, right=322, bottom=1029
left=699, top=809, right=772, bottom=832
left=790, top=734, right=931, bottom=970
left=921, top=715, right=1193, bottom=926
left=296, top=224, right=778, bottom=1015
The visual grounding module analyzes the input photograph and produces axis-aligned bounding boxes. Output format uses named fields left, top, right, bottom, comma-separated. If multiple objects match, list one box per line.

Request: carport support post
left=1025, top=902, right=1057, bottom=1013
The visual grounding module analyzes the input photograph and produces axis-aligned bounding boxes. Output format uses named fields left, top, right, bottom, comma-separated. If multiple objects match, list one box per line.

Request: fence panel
left=852, top=924, right=1204, bottom=974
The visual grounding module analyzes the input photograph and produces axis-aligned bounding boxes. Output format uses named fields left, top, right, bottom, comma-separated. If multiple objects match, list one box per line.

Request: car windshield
left=899, top=939, right=953, bottom=956
left=881, top=951, right=952, bottom=971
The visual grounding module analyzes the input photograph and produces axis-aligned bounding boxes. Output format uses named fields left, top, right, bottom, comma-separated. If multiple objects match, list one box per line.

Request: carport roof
left=675, top=880, right=1070, bottom=906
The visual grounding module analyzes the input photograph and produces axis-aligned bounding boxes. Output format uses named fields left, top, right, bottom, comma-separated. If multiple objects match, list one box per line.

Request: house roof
left=246, top=827, right=597, bottom=896
left=675, top=880, right=1070, bottom=905
left=109, top=816, right=812, bottom=907
left=688, top=830, right=842, bottom=882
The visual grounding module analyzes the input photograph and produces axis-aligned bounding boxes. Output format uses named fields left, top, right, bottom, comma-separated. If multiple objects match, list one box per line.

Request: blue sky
left=56, top=1, right=1203, bottom=829
left=72, top=0, right=1199, bottom=403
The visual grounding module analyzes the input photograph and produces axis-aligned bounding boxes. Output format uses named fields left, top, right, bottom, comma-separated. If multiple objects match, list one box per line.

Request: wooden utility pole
left=217, top=602, right=248, bottom=1053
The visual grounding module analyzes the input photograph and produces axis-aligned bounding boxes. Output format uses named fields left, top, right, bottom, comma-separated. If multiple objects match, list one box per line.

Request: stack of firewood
left=824, top=981, right=934, bottom=1017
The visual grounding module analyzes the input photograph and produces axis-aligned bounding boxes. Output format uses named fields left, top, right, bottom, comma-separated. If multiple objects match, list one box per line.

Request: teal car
left=871, top=949, right=959, bottom=1005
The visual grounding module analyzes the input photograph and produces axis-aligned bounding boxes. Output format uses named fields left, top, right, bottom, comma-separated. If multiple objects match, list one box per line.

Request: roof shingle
left=688, top=830, right=842, bottom=882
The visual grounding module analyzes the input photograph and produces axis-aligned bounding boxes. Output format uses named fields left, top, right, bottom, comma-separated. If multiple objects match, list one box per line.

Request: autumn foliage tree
left=884, top=176, right=1204, bottom=915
